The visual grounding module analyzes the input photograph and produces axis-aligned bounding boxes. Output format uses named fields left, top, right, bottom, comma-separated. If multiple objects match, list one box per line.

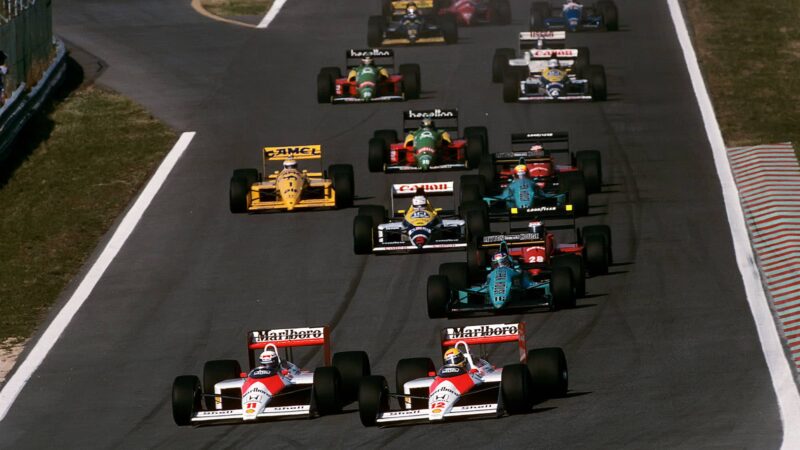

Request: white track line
left=257, top=0, right=288, bottom=29
left=666, top=1, right=800, bottom=447
left=0, top=132, right=196, bottom=422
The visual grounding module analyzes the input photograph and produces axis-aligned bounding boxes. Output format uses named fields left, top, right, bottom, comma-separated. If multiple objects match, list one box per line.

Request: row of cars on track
left=176, top=0, right=620, bottom=428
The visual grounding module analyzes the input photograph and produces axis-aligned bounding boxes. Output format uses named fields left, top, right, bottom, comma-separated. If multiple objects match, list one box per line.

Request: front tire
left=492, top=48, right=515, bottom=83
left=552, top=254, right=585, bottom=298
left=399, top=63, right=421, bottom=99
left=358, top=375, right=389, bottom=427
left=330, top=164, right=355, bottom=208
left=527, top=347, right=568, bottom=399
left=502, top=69, right=520, bottom=103
left=440, top=15, right=458, bottom=44
left=575, top=150, right=602, bottom=194
left=501, top=364, right=533, bottom=414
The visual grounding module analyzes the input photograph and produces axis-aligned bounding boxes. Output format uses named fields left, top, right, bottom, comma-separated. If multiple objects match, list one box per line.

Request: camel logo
left=264, top=145, right=321, bottom=160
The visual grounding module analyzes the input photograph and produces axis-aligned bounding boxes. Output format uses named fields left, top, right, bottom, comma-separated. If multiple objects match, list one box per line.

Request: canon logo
left=395, top=182, right=452, bottom=193
left=448, top=324, right=519, bottom=339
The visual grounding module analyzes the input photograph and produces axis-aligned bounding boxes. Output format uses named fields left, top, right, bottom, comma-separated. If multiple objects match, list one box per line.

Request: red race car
left=437, top=0, right=511, bottom=25
left=317, top=48, right=420, bottom=104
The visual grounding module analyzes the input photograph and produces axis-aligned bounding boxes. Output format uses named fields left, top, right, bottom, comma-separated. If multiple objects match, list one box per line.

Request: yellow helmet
left=514, top=164, right=528, bottom=178
left=443, top=348, right=466, bottom=367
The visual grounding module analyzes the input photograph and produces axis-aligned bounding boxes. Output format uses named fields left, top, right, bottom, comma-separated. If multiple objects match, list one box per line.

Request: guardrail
left=0, top=37, right=65, bottom=163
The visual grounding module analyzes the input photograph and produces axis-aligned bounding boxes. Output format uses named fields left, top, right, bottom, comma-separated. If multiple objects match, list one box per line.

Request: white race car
left=357, top=322, right=568, bottom=426
left=171, top=326, right=370, bottom=426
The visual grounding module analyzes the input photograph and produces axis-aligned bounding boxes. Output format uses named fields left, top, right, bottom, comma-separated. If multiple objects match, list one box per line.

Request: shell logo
left=432, top=408, right=442, bottom=414
left=245, top=409, right=256, bottom=414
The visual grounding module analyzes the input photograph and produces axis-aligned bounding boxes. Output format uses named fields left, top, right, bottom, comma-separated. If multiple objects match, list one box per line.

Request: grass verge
left=683, top=0, right=800, bottom=156
left=0, top=86, right=175, bottom=347
left=201, top=0, right=274, bottom=17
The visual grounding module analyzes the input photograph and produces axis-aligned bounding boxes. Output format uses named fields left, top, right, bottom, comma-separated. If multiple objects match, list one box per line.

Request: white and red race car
left=171, top=326, right=370, bottom=426
left=357, top=322, right=567, bottom=426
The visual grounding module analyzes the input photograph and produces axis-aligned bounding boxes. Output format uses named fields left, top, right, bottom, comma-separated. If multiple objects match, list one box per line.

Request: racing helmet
left=492, top=250, right=512, bottom=268
left=514, top=164, right=528, bottom=179
left=259, top=349, right=279, bottom=369
left=443, top=348, right=466, bottom=367
left=421, top=117, right=434, bottom=128
left=548, top=58, right=560, bottom=69
left=283, top=158, right=298, bottom=170
left=411, top=194, right=427, bottom=210
left=406, top=2, right=419, bottom=17
left=362, top=55, right=374, bottom=66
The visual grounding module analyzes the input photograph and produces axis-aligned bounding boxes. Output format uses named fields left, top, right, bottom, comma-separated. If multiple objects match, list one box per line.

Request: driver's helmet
left=548, top=58, right=560, bottom=69
left=259, top=349, right=279, bottom=370
left=529, top=144, right=544, bottom=156
left=443, top=348, right=466, bottom=367
left=406, top=2, right=419, bottom=17
left=528, top=220, right=544, bottom=236
left=411, top=194, right=427, bottom=211
left=492, top=250, right=513, bottom=268
left=362, top=55, right=374, bottom=66
left=283, top=158, right=298, bottom=171
left=514, top=164, right=528, bottom=179
left=421, top=117, right=434, bottom=128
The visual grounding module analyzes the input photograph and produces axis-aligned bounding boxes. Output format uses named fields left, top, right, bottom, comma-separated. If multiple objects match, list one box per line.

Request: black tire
left=493, top=0, right=512, bottom=25
left=203, top=359, right=242, bottom=410
left=466, top=136, right=484, bottom=168
left=552, top=254, right=585, bottom=298
left=358, top=204, right=387, bottom=225
left=427, top=275, right=450, bottom=319
left=550, top=267, right=575, bottom=310
left=559, top=172, right=588, bottom=216
left=584, top=234, right=609, bottom=276
left=439, top=262, right=469, bottom=290
left=492, top=48, right=515, bottom=83
left=373, top=129, right=399, bottom=147
left=229, top=176, right=250, bottom=214
left=502, top=69, right=520, bottom=103
left=440, top=15, right=458, bottom=44
left=467, top=240, right=488, bottom=283
left=500, top=364, right=532, bottom=414
left=575, top=150, right=602, bottom=194
left=461, top=183, right=482, bottom=205
left=460, top=174, right=486, bottom=195
left=353, top=215, right=375, bottom=255
left=172, top=375, right=201, bottom=426
left=395, top=358, right=435, bottom=409
left=358, top=375, right=389, bottom=427
left=317, top=72, right=334, bottom=104
left=527, top=347, right=568, bottom=398
left=399, top=63, right=421, bottom=99
left=380, top=0, right=392, bottom=17
left=589, top=64, right=607, bottom=101
left=598, top=0, right=619, bottom=31
left=466, top=210, right=488, bottom=242
left=463, top=126, right=489, bottom=154
left=333, top=351, right=371, bottom=404
left=367, top=16, right=384, bottom=47
left=574, top=47, right=590, bottom=74
left=330, top=164, right=355, bottom=208
left=582, top=224, right=613, bottom=263
left=459, top=200, right=489, bottom=227
left=313, top=366, right=342, bottom=415
left=479, top=159, right=496, bottom=188
left=368, top=137, right=388, bottom=172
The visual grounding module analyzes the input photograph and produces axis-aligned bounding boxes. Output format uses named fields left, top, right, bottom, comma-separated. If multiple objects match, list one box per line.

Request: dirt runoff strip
left=201, top=0, right=274, bottom=17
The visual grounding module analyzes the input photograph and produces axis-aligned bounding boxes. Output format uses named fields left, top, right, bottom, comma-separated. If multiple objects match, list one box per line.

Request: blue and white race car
left=529, top=1, right=618, bottom=32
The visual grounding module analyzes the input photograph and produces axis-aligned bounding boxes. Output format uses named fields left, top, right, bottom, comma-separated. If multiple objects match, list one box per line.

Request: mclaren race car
left=317, top=48, right=421, bottom=104
left=530, top=1, right=618, bottom=32
left=171, top=326, right=371, bottom=426
left=229, top=145, right=354, bottom=213
left=357, top=322, right=568, bottom=426
left=353, top=181, right=488, bottom=255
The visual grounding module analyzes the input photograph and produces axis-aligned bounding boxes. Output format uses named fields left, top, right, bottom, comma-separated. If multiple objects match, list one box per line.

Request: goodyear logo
left=264, top=145, right=322, bottom=160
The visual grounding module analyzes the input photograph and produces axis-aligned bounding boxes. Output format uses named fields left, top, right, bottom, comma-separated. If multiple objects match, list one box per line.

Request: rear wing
left=388, top=0, right=434, bottom=15
left=346, top=48, right=395, bottom=69
left=519, top=31, right=566, bottom=50
left=262, top=144, right=323, bottom=172
left=441, top=322, right=527, bottom=363
left=403, top=108, right=459, bottom=133
left=247, top=326, right=331, bottom=369
left=529, top=48, right=580, bottom=60
left=508, top=132, right=570, bottom=153
left=477, top=232, right=545, bottom=249
left=390, top=181, right=455, bottom=215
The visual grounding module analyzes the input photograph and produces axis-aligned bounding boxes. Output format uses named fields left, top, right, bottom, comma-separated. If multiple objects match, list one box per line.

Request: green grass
left=683, top=0, right=800, bottom=155
left=203, top=0, right=273, bottom=17
left=0, top=87, right=175, bottom=346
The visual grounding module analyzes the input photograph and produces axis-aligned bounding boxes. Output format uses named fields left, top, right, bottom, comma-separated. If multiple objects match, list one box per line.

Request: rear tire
left=575, top=150, right=602, bottom=194
left=529, top=2, right=550, bottom=31
left=552, top=254, right=585, bottom=298
left=172, top=375, right=201, bottom=426
left=333, top=351, right=371, bottom=404
left=317, top=71, right=334, bottom=103
left=464, top=126, right=489, bottom=154
left=492, top=48, right=515, bottom=83
left=501, top=364, right=533, bottom=414
left=395, top=358, right=435, bottom=409
left=559, top=172, right=588, bottom=216
left=583, top=224, right=613, bottom=263
left=574, top=47, right=590, bottom=74
left=584, top=234, right=609, bottom=276
left=314, top=366, right=342, bottom=415
left=551, top=267, right=575, bottom=310
left=502, top=69, right=520, bottom=103
left=527, top=347, right=568, bottom=398
left=440, top=15, right=458, bottom=44
left=427, top=275, right=451, bottom=319
left=461, top=183, right=482, bottom=205
left=479, top=159, right=496, bottom=187
left=330, top=164, right=355, bottom=208
left=358, top=375, right=389, bottom=427
left=368, top=137, right=388, bottom=172
left=466, top=136, right=484, bottom=168
left=467, top=240, right=488, bottom=283
left=589, top=64, right=607, bottom=101
left=367, top=16, right=385, bottom=47
left=399, top=64, right=421, bottom=99
left=597, top=0, right=619, bottom=31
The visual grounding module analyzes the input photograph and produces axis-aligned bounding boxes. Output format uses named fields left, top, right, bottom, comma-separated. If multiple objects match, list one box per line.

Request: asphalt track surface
left=0, top=0, right=784, bottom=448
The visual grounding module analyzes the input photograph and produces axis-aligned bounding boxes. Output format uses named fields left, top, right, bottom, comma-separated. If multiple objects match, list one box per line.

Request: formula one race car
left=530, top=1, right=618, bottom=32
left=353, top=181, right=488, bottom=254
left=368, top=109, right=488, bottom=173
left=357, top=322, right=568, bottom=426
left=171, top=326, right=371, bottom=425
left=436, top=0, right=511, bottom=26
left=491, top=31, right=590, bottom=82
left=368, top=4, right=458, bottom=47
left=317, top=49, right=421, bottom=104
left=500, top=47, right=606, bottom=102
left=426, top=236, right=576, bottom=318
left=229, top=145, right=354, bottom=213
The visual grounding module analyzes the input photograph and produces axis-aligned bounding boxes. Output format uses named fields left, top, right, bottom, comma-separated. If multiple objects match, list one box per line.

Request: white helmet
left=362, top=55, right=374, bottom=66
left=259, top=349, right=279, bottom=368
left=412, top=195, right=427, bottom=209
left=283, top=159, right=298, bottom=170
left=548, top=58, right=559, bottom=69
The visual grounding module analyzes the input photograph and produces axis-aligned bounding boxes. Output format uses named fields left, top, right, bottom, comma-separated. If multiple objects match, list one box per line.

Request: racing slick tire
left=465, top=136, right=484, bottom=169
left=466, top=210, right=488, bottom=243
left=358, top=375, right=390, bottom=427
left=459, top=200, right=489, bottom=228
left=551, top=267, right=575, bottom=310
left=330, top=164, right=355, bottom=208
left=399, top=63, right=421, bottom=100
left=492, top=48, right=515, bottom=83
left=358, top=204, right=387, bottom=226
left=502, top=69, right=520, bottom=103
left=439, top=262, right=469, bottom=291
left=353, top=215, right=376, bottom=255
left=333, top=351, right=372, bottom=404
left=467, top=240, right=488, bottom=283
left=229, top=169, right=256, bottom=214
left=529, top=2, right=550, bottom=31
left=584, top=234, right=610, bottom=276
left=492, top=0, right=512, bottom=25
left=558, top=172, right=589, bottom=216
left=313, top=366, right=343, bottom=415
left=500, top=364, right=533, bottom=414
left=368, top=137, right=388, bottom=172
left=460, top=183, right=483, bottom=205
left=464, top=126, right=489, bottom=154
left=574, top=47, right=591, bottom=75
left=427, top=275, right=451, bottom=319
left=172, top=375, right=202, bottom=426
left=317, top=71, right=334, bottom=103
left=440, top=14, right=458, bottom=44
left=552, top=254, right=586, bottom=298
left=478, top=159, right=496, bottom=189
left=203, top=359, right=242, bottom=410
left=373, top=129, right=399, bottom=147
left=589, top=64, right=608, bottom=101
left=527, top=347, right=568, bottom=398
left=395, top=358, right=435, bottom=409
left=367, top=16, right=385, bottom=47
left=597, top=0, right=619, bottom=31
left=575, top=150, right=602, bottom=194
left=582, top=224, right=613, bottom=264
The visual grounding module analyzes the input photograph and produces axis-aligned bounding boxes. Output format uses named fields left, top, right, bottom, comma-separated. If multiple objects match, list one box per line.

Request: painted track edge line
left=257, top=0, right=288, bottom=29
left=0, top=131, right=196, bottom=422
left=665, top=1, right=800, bottom=447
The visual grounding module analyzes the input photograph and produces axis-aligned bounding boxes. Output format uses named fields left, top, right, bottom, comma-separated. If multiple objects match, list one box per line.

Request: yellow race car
left=229, top=145, right=354, bottom=213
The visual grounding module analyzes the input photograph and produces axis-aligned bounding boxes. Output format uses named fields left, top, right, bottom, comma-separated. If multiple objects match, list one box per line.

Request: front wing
left=376, top=403, right=498, bottom=424
left=190, top=405, right=311, bottom=423
left=331, top=95, right=404, bottom=104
